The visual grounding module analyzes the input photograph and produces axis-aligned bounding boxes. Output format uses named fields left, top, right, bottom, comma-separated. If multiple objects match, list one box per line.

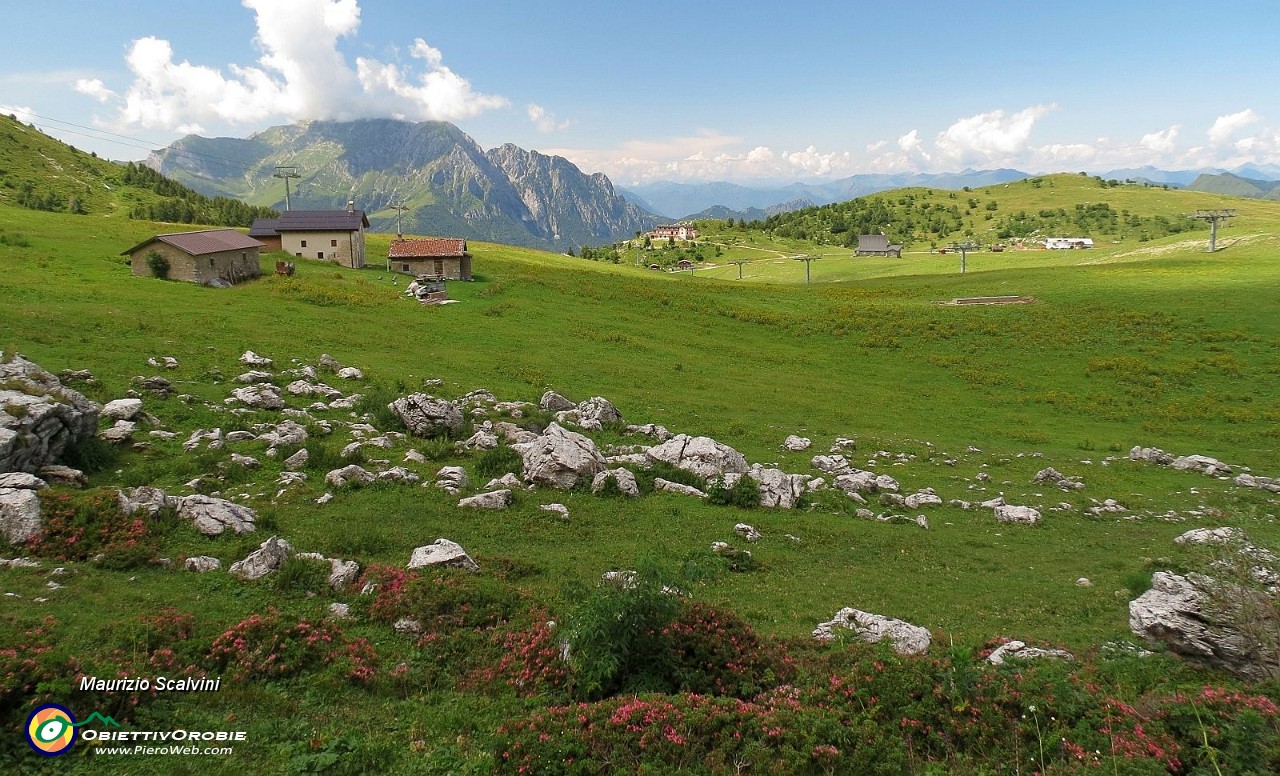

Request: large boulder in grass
left=175, top=495, right=257, bottom=536
left=118, top=486, right=178, bottom=518
left=228, top=536, right=292, bottom=580
left=407, top=538, right=479, bottom=572
left=513, top=423, right=606, bottom=489
left=1129, top=571, right=1279, bottom=682
left=645, top=434, right=748, bottom=481
left=812, top=607, right=932, bottom=655
left=0, top=474, right=45, bottom=545
left=1, top=352, right=101, bottom=474
left=388, top=394, right=463, bottom=438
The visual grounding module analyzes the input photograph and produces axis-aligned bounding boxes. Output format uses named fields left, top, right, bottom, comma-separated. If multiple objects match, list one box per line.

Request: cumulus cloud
left=1139, top=125, right=1180, bottom=154
left=527, top=103, right=571, bottom=133
left=1207, top=109, right=1261, bottom=145
left=73, top=78, right=116, bottom=103
left=934, top=105, right=1056, bottom=165
left=85, top=0, right=506, bottom=131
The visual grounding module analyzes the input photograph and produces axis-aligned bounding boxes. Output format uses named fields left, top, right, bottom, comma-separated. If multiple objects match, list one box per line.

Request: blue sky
left=3, top=0, right=1278, bottom=184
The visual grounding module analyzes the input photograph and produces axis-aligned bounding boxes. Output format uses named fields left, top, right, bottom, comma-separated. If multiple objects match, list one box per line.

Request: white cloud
left=73, top=78, right=116, bottom=103
left=0, top=103, right=35, bottom=119
left=527, top=103, right=571, bottom=133
left=87, top=0, right=506, bottom=131
left=934, top=105, right=1055, bottom=165
left=1139, top=125, right=1180, bottom=154
left=1207, top=108, right=1261, bottom=145
left=783, top=145, right=849, bottom=176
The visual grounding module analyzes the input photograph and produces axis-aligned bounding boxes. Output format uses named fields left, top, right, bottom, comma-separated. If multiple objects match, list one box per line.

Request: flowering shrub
left=30, top=487, right=172, bottom=568
left=0, top=617, right=81, bottom=718
left=487, top=616, right=571, bottom=697
left=207, top=608, right=377, bottom=684
left=357, top=565, right=523, bottom=633
left=493, top=692, right=906, bottom=775
left=664, top=603, right=793, bottom=698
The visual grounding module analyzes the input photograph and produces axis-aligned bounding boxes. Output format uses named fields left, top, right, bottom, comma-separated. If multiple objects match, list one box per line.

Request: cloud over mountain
left=74, top=0, right=506, bottom=132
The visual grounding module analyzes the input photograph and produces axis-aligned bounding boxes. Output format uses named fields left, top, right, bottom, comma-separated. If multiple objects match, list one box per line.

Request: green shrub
left=476, top=445, right=522, bottom=477
left=707, top=474, right=762, bottom=508
left=61, top=434, right=119, bottom=474
left=29, top=487, right=171, bottom=566
left=274, top=555, right=333, bottom=594
left=145, top=250, right=170, bottom=279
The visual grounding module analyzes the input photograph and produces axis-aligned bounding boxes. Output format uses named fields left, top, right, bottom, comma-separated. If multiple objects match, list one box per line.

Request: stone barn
left=124, top=229, right=263, bottom=286
left=388, top=238, right=472, bottom=280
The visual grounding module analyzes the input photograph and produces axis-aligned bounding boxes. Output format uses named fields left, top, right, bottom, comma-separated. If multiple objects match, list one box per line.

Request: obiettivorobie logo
left=25, top=704, right=121, bottom=757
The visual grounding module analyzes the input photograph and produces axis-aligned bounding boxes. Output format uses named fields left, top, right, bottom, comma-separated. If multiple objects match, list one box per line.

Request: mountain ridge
left=147, top=119, right=658, bottom=251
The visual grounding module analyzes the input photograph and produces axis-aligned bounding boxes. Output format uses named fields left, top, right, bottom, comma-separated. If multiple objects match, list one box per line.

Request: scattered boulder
left=540, top=503, right=570, bottom=519
left=513, top=423, right=606, bottom=489
left=1129, top=446, right=1174, bottom=465
left=228, top=384, right=285, bottom=411
left=904, top=489, right=943, bottom=509
left=388, top=394, right=463, bottom=438
left=458, top=490, right=512, bottom=509
left=228, top=536, right=292, bottom=580
left=0, top=352, right=101, bottom=474
left=626, top=423, right=673, bottom=442
left=1171, top=455, right=1232, bottom=477
left=994, top=504, right=1041, bottom=525
left=1129, top=571, right=1278, bottom=681
left=653, top=478, right=707, bottom=498
left=229, top=453, right=260, bottom=469
left=1032, top=467, right=1084, bottom=491
left=734, top=523, right=762, bottom=542
left=37, top=465, right=86, bottom=489
left=484, top=472, right=524, bottom=491
left=591, top=468, right=639, bottom=497
left=1174, top=527, right=1246, bottom=546
left=986, top=640, right=1075, bottom=666
left=1236, top=473, right=1280, bottom=493
left=811, top=454, right=852, bottom=475
left=460, top=425, right=501, bottom=451
left=117, top=486, right=177, bottom=517
left=569, top=396, right=621, bottom=431
left=175, top=495, right=257, bottom=535
left=832, top=469, right=900, bottom=496
left=238, top=350, right=274, bottom=367
left=812, top=608, right=932, bottom=655
left=725, top=464, right=807, bottom=509
left=283, top=448, right=309, bottom=469
left=101, top=398, right=144, bottom=421
left=185, top=556, right=221, bottom=573
left=435, top=466, right=470, bottom=494
left=0, top=475, right=44, bottom=545
left=783, top=435, right=811, bottom=451
left=325, top=465, right=376, bottom=489
left=646, top=434, right=748, bottom=481
left=328, top=603, right=351, bottom=619
left=234, top=370, right=275, bottom=384
left=294, top=552, right=360, bottom=588
left=539, top=391, right=575, bottom=412
left=183, top=428, right=223, bottom=452
left=407, top=539, right=479, bottom=572
left=377, top=467, right=420, bottom=485
left=99, top=420, right=136, bottom=444
left=336, top=367, right=364, bottom=380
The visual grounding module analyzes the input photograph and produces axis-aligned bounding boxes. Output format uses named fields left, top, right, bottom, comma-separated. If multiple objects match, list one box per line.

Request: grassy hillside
left=2, top=191, right=1278, bottom=772
left=0, top=114, right=275, bottom=226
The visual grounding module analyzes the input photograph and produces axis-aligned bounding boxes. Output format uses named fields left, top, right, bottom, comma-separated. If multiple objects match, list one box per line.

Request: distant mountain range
left=619, top=169, right=1029, bottom=219
left=620, top=163, right=1280, bottom=220
left=146, top=119, right=657, bottom=251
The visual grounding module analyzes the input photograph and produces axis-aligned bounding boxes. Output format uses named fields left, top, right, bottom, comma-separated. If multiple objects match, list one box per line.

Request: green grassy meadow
left=2, top=180, right=1279, bottom=772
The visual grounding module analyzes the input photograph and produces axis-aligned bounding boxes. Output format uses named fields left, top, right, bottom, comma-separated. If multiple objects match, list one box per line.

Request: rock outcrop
left=812, top=607, right=932, bottom=655
left=645, top=434, right=748, bottom=481
left=388, top=394, right=463, bottom=438
left=513, top=423, right=605, bottom=489
left=1129, top=571, right=1278, bottom=681
left=175, top=495, right=257, bottom=535
left=407, top=539, right=479, bottom=572
left=0, top=473, right=45, bottom=544
left=1, top=352, right=101, bottom=474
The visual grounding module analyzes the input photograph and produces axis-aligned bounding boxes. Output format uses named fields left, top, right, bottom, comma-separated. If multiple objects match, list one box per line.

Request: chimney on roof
left=347, top=199, right=355, bottom=213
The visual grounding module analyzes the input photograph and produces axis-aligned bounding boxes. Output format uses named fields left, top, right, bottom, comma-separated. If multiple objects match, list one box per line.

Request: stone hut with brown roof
left=388, top=238, right=472, bottom=280
left=123, top=229, right=263, bottom=285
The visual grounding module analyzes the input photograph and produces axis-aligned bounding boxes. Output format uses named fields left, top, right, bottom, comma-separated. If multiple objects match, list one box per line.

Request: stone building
left=388, top=238, right=472, bottom=280
left=123, top=229, right=263, bottom=285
